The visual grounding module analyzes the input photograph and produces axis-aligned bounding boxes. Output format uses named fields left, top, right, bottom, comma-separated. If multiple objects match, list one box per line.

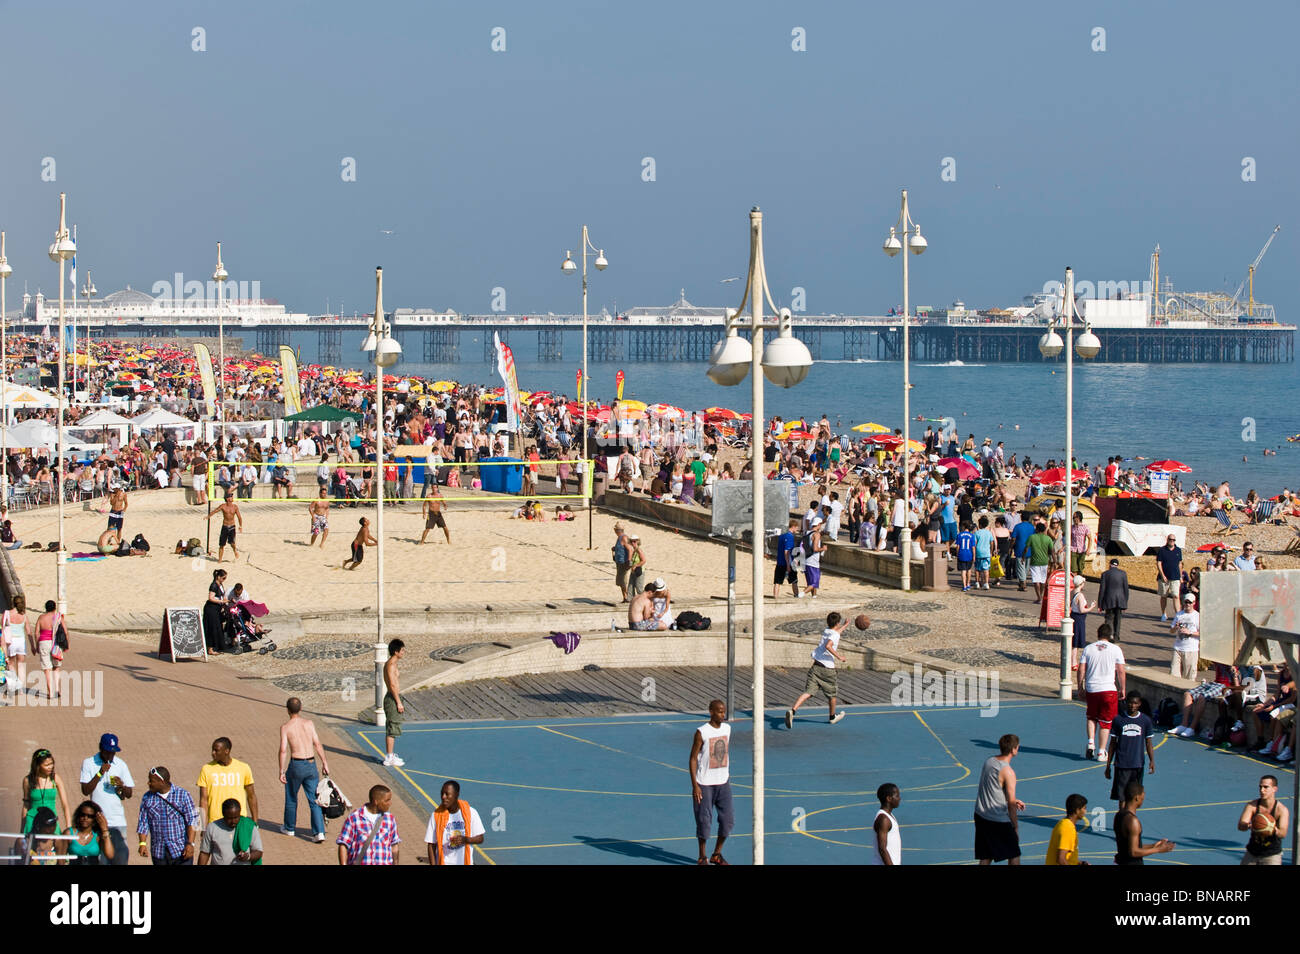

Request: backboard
left=711, top=480, right=792, bottom=540
left=1200, top=569, right=1300, bottom=665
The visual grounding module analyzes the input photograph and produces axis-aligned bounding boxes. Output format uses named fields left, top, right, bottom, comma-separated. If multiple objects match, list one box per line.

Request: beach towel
left=545, top=631, right=581, bottom=654
left=70, top=553, right=107, bottom=561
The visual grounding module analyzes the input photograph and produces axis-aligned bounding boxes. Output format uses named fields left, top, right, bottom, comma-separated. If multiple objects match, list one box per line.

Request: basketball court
left=352, top=697, right=1294, bottom=865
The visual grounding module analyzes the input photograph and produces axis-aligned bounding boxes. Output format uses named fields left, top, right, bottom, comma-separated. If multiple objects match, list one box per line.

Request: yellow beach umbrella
left=430, top=380, right=457, bottom=393
left=618, top=399, right=648, bottom=412
left=851, top=421, right=891, bottom=433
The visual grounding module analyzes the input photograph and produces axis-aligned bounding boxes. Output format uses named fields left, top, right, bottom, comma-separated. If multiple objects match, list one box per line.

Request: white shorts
left=193, top=475, right=204, bottom=491
left=1030, top=565, right=1049, bottom=584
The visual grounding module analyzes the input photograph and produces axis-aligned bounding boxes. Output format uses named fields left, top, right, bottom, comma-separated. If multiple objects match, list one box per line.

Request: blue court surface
left=351, top=699, right=1295, bottom=865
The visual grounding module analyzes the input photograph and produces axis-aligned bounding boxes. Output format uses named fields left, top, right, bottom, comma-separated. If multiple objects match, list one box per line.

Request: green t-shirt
left=690, top=460, right=705, bottom=484
left=1028, top=532, right=1053, bottom=566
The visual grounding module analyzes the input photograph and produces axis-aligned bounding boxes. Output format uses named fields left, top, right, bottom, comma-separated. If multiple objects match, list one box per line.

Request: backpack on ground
left=1210, top=707, right=1233, bottom=744
left=676, top=610, right=711, bottom=631
left=1155, top=697, right=1180, bottom=728
left=131, top=533, right=150, bottom=552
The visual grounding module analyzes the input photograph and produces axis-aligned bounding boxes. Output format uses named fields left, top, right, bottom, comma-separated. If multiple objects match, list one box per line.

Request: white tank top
left=2, top=611, right=25, bottom=649
left=694, top=722, right=731, bottom=786
left=869, top=808, right=901, bottom=865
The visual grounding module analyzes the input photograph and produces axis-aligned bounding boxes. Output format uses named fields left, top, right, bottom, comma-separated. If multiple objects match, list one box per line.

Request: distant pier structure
left=11, top=289, right=1292, bottom=365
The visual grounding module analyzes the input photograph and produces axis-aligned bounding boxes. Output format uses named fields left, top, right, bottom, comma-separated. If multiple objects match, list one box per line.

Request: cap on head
left=651, top=578, right=666, bottom=591
left=1183, top=594, right=1195, bottom=603
left=1073, top=575, right=1085, bottom=587
left=99, top=733, right=121, bottom=753
left=1109, top=558, right=1120, bottom=567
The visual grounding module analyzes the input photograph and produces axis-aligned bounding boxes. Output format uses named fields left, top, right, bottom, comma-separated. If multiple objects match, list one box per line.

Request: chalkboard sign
left=157, top=608, right=207, bottom=663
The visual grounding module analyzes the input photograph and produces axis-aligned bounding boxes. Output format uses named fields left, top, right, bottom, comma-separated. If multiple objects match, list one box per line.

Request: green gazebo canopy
left=282, top=405, right=363, bottom=423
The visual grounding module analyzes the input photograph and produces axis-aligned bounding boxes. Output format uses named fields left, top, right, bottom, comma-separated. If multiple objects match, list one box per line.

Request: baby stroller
left=224, top=602, right=275, bottom=656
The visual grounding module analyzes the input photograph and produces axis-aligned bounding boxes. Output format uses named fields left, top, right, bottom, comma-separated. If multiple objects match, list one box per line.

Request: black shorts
left=219, top=525, right=237, bottom=547
left=773, top=563, right=797, bottom=586
left=1110, top=766, right=1142, bottom=802
left=973, top=813, right=1020, bottom=862
left=425, top=511, right=446, bottom=529
left=350, top=542, right=364, bottom=564
left=107, top=515, right=124, bottom=532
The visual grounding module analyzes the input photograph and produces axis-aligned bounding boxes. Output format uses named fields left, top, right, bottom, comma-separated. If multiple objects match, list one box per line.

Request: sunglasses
left=34, top=750, right=52, bottom=760
left=75, top=812, right=96, bottom=820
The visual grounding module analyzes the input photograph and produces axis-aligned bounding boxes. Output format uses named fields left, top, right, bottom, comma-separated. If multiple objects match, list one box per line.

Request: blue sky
left=1, top=0, right=1295, bottom=318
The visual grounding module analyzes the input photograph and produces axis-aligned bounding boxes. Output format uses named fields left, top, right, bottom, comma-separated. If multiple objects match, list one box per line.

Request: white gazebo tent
left=130, top=407, right=193, bottom=429
left=5, top=419, right=89, bottom=450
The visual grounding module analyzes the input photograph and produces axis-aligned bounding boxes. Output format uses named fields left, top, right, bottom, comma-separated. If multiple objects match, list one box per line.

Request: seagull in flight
left=720, top=277, right=740, bottom=283
left=380, top=229, right=395, bottom=235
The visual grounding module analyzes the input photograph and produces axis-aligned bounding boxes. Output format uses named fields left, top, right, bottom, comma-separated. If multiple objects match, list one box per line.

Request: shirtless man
left=419, top=485, right=450, bottom=545
left=278, top=697, right=331, bottom=842
left=206, top=492, right=243, bottom=562
left=343, top=517, right=377, bottom=570
left=628, top=578, right=671, bottom=632
left=106, top=483, right=128, bottom=546
left=308, top=487, right=330, bottom=548
left=382, top=640, right=406, bottom=767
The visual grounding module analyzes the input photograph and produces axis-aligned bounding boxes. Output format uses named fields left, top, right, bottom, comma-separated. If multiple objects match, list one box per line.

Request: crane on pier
left=1231, top=225, right=1280, bottom=316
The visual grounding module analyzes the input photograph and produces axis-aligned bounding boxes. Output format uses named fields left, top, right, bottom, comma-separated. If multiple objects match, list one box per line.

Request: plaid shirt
left=136, top=786, right=199, bottom=859
left=337, top=807, right=401, bottom=865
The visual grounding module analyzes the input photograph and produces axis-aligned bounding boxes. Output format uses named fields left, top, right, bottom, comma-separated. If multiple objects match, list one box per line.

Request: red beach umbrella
left=1033, top=467, right=1088, bottom=484
left=937, top=457, right=980, bottom=480
left=1145, top=460, right=1192, bottom=473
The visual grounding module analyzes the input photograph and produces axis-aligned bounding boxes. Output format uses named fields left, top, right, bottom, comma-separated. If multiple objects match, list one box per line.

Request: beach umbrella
left=936, top=457, right=980, bottom=480
left=778, top=429, right=815, bottom=441
left=430, top=380, right=457, bottom=393
left=851, top=421, right=891, bottom=433
left=1145, top=459, right=1192, bottom=473
left=703, top=407, right=739, bottom=421
left=646, top=403, right=684, bottom=418
left=1196, top=543, right=1234, bottom=553
left=618, top=399, right=648, bottom=412
left=1033, top=467, right=1087, bottom=484
left=865, top=434, right=902, bottom=446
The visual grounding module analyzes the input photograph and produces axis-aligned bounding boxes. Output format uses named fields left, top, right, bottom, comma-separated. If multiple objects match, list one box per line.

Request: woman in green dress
left=21, top=748, right=72, bottom=835
left=66, top=800, right=115, bottom=865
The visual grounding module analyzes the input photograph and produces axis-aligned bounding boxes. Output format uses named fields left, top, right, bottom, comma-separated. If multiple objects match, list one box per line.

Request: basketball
left=1251, top=811, right=1275, bottom=833
left=855, top=614, right=871, bottom=631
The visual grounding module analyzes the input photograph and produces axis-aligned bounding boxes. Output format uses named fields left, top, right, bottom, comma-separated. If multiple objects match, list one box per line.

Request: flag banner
left=616, top=369, right=625, bottom=400
left=576, top=369, right=583, bottom=402
left=280, top=345, right=303, bottom=415
left=193, top=343, right=218, bottom=417
left=494, top=332, right=522, bottom=433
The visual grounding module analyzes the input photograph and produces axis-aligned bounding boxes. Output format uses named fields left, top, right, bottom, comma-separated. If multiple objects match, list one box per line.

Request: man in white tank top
left=689, top=699, right=733, bottom=866
left=871, top=783, right=902, bottom=865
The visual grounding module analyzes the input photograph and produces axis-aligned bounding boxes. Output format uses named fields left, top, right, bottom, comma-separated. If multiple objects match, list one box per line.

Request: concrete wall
left=0, top=546, right=23, bottom=612
left=602, top=490, right=907, bottom=588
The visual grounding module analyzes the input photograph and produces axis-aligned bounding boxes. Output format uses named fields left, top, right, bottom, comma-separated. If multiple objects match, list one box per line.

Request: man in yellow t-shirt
left=197, top=737, right=259, bottom=825
left=1045, top=793, right=1089, bottom=865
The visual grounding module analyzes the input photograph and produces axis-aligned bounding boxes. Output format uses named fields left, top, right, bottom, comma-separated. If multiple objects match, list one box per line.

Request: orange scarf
left=432, top=800, right=473, bottom=864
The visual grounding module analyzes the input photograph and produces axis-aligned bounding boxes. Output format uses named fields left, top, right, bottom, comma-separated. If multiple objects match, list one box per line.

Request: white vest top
left=695, top=722, right=731, bottom=786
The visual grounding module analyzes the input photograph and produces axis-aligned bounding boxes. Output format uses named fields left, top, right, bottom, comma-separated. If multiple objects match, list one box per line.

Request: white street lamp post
left=0, top=231, right=12, bottom=503
left=1039, top=267, right=1101, bottom=700
left=562, top=228, right=607, bottom=551
left=882, top=190, right=927, bottom=591
left=708, top=207, right=812, bottom=865
left=213, top=244, right=229, bottom=446
left=362, top=266, right=402, bottom=726
left=50, top=193, right=76, bottom=617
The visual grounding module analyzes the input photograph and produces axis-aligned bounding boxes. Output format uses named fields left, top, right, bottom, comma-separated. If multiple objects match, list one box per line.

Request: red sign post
left=1040, top=570, right=1067, bottom=629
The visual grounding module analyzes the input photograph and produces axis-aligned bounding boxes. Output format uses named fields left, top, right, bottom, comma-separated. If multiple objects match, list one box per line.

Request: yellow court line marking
left=403, top=767, right=684, bottom=798
left=907, top=709, right=972, bottom=791
left=353, top=731, right=496, bottom=865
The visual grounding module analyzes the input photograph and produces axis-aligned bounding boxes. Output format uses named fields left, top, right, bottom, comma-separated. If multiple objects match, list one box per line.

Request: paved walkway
left=0, top=632, right=427, bottom=865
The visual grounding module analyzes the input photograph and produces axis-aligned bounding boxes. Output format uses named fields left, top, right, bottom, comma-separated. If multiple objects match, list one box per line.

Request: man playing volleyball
left=343, top=518, right=377, bottom=570
left=308, top=487, right=330, bottom=548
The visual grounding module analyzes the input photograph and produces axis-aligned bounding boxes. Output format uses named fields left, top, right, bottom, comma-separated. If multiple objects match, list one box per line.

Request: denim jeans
left=283, top=759, right=324, bottom=835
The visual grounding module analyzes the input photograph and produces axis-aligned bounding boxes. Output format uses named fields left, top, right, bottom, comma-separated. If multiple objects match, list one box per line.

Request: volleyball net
left=205, top=457, right=593, bottom=505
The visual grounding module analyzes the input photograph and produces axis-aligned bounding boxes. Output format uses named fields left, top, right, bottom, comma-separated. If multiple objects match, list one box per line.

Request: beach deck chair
left=1285, top=528, right=1300, bottom=556
left=1253, top=499, right=1279, bottom=525
left=1211, top=508, right=1243, bottom=535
